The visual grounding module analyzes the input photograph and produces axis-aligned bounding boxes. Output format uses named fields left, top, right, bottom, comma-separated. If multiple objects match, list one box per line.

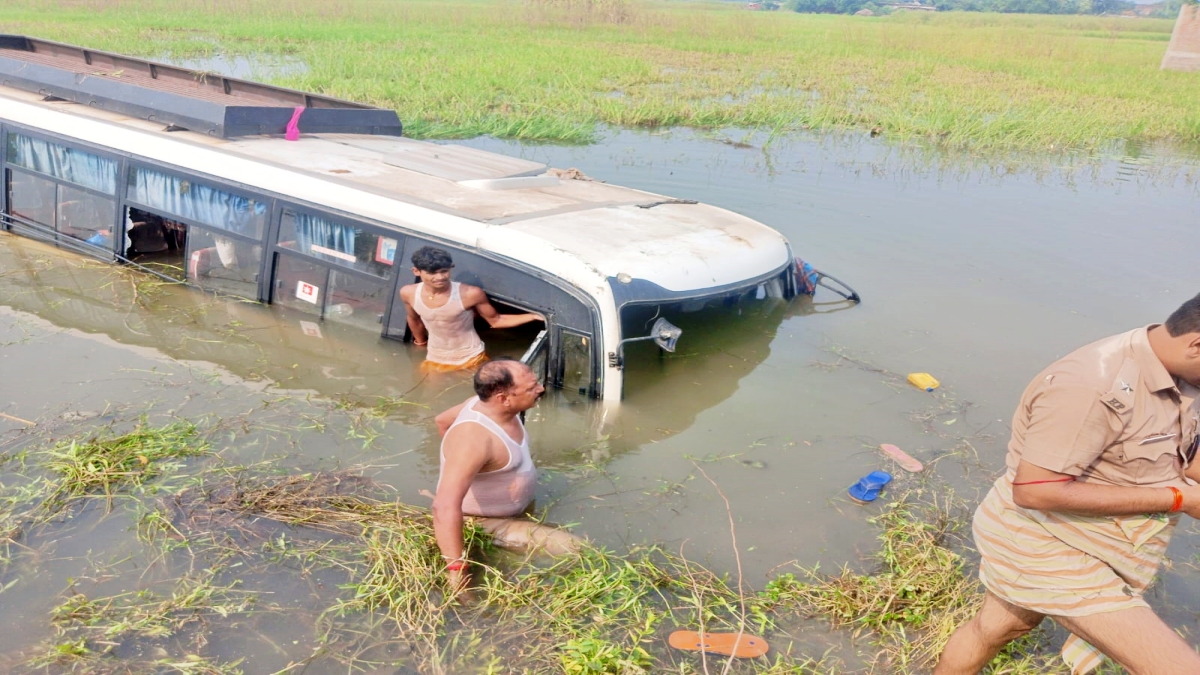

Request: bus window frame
left=272, top=204, right=402, bottom=279
left=1, top=125, right=125, bottom=258
left=122, top=159, right=278, bottom=300
left=269, top=203, right=405, bottom=327
left=392, top=234, right=604, bottom=398
left=4, top=128, right=121, bottom=196
left=123, top=163, right=272, bottom=240
left=555, top=326, right=596, bottom=399
left=0, top=123, right=606, bottom=398
left=520, top=329, right=550, bottom=385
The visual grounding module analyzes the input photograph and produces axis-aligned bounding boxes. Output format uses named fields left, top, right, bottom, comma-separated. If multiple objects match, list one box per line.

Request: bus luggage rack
left=0, top=35, right=403, bottom=139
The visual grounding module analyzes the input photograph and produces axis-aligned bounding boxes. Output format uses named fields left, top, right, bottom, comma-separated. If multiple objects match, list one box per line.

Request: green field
left=0, top=0, right=1194, bottom=153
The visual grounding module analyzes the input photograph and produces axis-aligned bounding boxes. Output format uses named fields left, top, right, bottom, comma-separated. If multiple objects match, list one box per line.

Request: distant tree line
left=788, top=0, right=1177, bottom=16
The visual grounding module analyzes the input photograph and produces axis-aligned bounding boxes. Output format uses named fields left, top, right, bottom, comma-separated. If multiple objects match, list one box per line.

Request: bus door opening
left=124, top=206, right=187, bottom=280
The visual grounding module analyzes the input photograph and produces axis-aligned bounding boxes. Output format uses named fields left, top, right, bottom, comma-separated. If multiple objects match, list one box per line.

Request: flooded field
left=4, top=129, right=1200, bottom=673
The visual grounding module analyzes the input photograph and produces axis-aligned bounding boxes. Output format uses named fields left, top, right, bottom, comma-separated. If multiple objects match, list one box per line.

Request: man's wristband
left=1169, top=486, right=1184, bottom=513
left=445, top=559, right=466, bottom=572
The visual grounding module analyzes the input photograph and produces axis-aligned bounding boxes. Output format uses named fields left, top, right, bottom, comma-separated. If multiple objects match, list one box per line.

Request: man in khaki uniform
left=935, top=293, right=1200, bottom=675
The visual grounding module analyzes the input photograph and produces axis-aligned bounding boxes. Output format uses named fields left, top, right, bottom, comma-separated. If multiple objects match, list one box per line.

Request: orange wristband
left=445, top=560, right=466, bottom=572
left=1168, top=486, right=1184, bottom=513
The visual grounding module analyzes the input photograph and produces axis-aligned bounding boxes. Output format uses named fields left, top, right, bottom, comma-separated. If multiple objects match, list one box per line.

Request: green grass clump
left=560, top=636, right=653, bottom=674
left=760, top=491, right=1086, bottom=673
left=33, top=569, right=251, bottom=674
left=0, top=0, right=1196, bottom=154
left=161, top=471, right=832, bottom=674
left=43, top=421, right=208, bottom=510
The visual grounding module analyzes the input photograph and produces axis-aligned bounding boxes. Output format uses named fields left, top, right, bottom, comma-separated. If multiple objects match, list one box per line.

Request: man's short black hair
left=1166, top=292, right=1200, bottom=337
left=475, top=357, right=519, bottom=401
left=411, top=246, right=454, bottom=273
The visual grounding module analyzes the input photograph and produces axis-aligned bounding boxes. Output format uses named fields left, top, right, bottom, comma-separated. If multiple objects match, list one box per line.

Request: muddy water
left=4, top=130, right=1200, bottom=671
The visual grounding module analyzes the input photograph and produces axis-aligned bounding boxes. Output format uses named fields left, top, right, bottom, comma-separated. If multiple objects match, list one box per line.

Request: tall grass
left=0, top=0, right=1193, bottom=152
left=156, top=471, right=835, bottom=673
left=761, top=491, right=1129, bottom=674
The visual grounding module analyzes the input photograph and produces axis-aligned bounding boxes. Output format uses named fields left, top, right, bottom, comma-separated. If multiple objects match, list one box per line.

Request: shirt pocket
left=1116, top=437, right=1179, bottom=484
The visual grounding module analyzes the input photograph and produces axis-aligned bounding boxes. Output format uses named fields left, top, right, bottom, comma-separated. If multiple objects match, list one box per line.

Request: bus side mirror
left=609, top=318, right=683, bottom=368
left=650, top=317, right=682, bottom=353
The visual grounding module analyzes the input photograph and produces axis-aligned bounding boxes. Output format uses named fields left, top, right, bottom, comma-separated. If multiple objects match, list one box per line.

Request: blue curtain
left=7, top=133, right=117, bottom=194
left=292, top=212, right=357, bottom=259
left=128, top=168, right=266, bottom=238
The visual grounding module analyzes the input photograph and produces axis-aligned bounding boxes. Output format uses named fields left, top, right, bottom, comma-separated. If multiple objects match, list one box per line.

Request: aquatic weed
left=29, top=568, right=252, bottom=673
left=42, top=421, right=209, bottom=512
left=759, top=490, right=1068, bottom=673
left=160, top=471, right=827, bottom=673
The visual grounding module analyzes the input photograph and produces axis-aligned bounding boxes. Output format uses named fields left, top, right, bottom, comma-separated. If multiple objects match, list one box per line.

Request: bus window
left=559, top=330, right=593, bottom=399
left=521, top=329, right=549, bottom=386
left=7, top=167, right=116, bottom=250
left=278, top=209, right=396, bottom=279
left=273, top=253, right=328, bottom=318
left=327, top=269, right=389, bottom=330
left=8, top=132, right=118, bottom=195
left=127, top=166, right=266, bottom=239
left=8, top=170, right=56, bottom=233
left=186, top=225, right=262, bottom=299
left=57, top=184, right=115, bottom=245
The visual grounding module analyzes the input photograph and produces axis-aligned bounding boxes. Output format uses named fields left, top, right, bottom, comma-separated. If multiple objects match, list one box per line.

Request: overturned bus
left=0, top=35, right=856, bottom=401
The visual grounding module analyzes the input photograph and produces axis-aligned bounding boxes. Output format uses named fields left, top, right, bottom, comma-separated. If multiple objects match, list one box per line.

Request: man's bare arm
left=435, top=398, right=471, bottom=438
left=432, top=425, right=491, bottom=564
left=1012, top=460, right=1200, bottom=518
left=462, top=286, right=542, bottom=329
left=399, top=285, right=428, bottom=345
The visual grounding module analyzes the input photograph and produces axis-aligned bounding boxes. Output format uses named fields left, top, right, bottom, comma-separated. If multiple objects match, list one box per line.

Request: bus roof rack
left=0, top=35, right=403, bottom=138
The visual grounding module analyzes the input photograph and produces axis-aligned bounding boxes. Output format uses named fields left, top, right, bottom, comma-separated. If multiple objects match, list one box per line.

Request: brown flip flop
left=879, top=443, right=924, bottom=473
left=668, top=630, right=769, bottom=658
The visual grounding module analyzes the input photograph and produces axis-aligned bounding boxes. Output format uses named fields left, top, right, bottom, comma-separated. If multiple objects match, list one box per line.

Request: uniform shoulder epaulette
left=1098, top=359, right=1139, bottom=416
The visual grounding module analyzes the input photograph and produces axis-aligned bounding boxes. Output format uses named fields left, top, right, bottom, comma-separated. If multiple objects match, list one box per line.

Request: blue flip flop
left=848, top=470, right=893, bottom=504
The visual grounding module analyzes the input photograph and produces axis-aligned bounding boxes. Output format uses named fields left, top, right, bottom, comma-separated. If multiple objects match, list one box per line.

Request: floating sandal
left=879, top=444, right=923, bottom=473
left=668, top=630, right=769, bottom=658
left=848, top=470, right=893, bottom=504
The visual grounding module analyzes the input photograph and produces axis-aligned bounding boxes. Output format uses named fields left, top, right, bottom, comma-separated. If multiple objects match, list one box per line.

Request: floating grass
left=30, top=568, right=252, bottom=674
left=157, top=471, right=837, bottom=673
left=42, top=421, right=208, bottom=513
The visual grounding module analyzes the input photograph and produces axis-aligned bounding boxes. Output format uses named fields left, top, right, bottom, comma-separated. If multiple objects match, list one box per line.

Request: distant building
left=883, top=1, right=936, bottom=9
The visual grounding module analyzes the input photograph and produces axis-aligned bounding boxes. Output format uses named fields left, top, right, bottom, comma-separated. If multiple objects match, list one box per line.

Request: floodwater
left=155, top=53, right=309, bottom=81
left=4, top=128, right=1200, bottom=672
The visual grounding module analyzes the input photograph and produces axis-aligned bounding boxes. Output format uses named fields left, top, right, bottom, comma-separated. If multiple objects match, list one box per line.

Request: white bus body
left=0, top=38, right=798, bottom=401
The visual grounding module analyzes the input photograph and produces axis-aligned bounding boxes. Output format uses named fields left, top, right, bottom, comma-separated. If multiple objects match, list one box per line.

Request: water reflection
left=1, top=235, right=837, bottom=458
left=154, top=53, right=308, bottom=81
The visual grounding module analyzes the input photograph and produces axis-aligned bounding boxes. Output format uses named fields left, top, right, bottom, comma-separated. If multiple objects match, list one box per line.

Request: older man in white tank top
left=399, top=247, right=542, bottom=371
left=433, top=358, right=584, bottom=594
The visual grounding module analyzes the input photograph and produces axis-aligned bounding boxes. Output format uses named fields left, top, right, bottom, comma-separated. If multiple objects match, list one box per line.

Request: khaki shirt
left=1005, top=325, right=1200, bottom=488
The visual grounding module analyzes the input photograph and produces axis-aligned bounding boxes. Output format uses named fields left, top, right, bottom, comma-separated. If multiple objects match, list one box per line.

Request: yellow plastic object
left=907, top=373, right=940, bottom=392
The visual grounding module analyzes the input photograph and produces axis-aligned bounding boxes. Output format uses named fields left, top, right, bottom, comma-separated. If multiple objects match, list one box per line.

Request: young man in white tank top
left=399, top=247, right=542, bottom=371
